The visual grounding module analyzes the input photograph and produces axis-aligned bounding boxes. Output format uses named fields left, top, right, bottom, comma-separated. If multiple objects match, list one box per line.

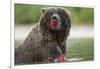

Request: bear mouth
left=49, top=19, right=59, bottom=30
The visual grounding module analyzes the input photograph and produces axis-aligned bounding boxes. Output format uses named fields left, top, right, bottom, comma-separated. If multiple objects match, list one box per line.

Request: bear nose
left=52, top=16, right=57, bottom=20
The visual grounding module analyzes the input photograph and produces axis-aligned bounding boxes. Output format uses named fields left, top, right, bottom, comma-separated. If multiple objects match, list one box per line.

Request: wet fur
left=15, top=7, right=71, bottom=65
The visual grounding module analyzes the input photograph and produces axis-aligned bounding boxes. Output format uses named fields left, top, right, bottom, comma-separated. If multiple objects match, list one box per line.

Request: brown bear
left=15, top=7, right=71, bottom=65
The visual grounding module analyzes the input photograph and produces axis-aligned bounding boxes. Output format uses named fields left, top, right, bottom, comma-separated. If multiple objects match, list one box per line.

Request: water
left=15, top=24, right=94, bottom=62
left=67, top=57, right=83, bottom=62
left=15, top=24, right=94, bottom=40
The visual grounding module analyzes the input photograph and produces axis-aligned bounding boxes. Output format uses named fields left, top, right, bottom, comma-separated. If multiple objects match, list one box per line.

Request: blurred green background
left=15, top=3, right=94, bottom=25
left=15, top=3, right=94, bottom=62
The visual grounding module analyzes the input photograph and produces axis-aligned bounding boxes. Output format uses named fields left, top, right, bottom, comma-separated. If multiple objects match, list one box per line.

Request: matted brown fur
left=15, top=7, right=71, bottom=65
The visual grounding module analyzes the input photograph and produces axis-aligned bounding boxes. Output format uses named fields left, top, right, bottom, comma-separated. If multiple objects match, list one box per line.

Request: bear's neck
left=51, top=30, right=67, bottom=43
left=43, top=29, right=68, bottom=44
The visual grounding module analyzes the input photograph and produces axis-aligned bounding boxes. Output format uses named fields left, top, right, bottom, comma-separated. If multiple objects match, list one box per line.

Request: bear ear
left=65, top=9, right=71, bottom=16
left=41, top=8, right=47, bottom=13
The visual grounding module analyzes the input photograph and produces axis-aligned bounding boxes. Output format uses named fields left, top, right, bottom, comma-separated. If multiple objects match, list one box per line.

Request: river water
left=15, top=24, right=94, bottom=40
left=15, top=24, right=94, bottom=62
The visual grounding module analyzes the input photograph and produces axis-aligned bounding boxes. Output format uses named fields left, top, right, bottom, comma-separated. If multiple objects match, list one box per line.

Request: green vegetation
left=15, top=4, right=42, bottom=24
left=15, top=4, right=94, bottom=25
left=67, top=38, right=94, bottom=61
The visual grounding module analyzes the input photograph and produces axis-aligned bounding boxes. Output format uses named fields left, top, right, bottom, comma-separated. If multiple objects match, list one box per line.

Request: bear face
left=40, top=7, right=71, bottom=32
